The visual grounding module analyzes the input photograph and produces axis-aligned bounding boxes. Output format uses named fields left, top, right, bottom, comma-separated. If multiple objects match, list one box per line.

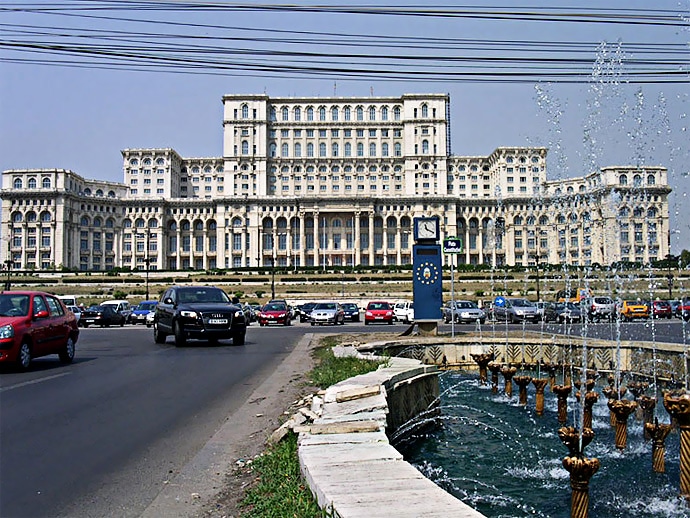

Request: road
left=0, top=318, right=687, bottom=518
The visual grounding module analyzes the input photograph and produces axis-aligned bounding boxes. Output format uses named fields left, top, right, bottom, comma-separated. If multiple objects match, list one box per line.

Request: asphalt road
left=0, top=317, right=687, bottom=518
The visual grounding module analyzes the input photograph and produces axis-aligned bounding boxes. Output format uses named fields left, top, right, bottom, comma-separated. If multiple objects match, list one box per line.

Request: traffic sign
left=443, top=237, right=463, bottom=254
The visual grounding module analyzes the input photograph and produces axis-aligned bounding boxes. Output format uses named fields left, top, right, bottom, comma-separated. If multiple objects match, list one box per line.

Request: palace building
left=0, top=93, right=671, bottom=272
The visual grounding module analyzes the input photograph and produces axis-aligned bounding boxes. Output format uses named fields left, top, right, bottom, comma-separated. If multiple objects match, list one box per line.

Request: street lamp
left=139, top=229, right=151, bottom=300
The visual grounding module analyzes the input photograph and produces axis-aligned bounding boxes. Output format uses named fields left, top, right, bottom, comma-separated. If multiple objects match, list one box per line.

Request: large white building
left=0, top=93, right=671, bottom=272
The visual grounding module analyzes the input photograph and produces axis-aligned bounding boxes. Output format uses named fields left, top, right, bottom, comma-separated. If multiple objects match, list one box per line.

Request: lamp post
left=144, top=229, right=151, bottom=301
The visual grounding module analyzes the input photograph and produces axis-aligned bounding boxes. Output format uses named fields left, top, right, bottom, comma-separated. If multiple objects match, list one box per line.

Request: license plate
left=85, top=319, right=95, bottom=323
left=208, top=318, right=227, bottom=324
left=375, top=316, right=383, bottom=319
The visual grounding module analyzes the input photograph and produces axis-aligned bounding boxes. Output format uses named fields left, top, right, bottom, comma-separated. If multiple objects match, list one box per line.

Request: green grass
left=240, top=335, right=384, bottom=517
left=240, top=432, right=328, bottom=518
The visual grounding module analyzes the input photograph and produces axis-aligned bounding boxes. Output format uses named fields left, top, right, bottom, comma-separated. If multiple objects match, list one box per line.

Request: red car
left=364, top=301, right=394, bottom=325
left=649, top=300, right=673, bottom=319
left=257, top=302, right=291, bottom=326
left=0, top=291, right=80, bottom=370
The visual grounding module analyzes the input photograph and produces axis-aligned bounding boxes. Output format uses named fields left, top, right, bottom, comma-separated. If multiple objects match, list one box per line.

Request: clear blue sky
left=1, top=1, right=688, bottom=253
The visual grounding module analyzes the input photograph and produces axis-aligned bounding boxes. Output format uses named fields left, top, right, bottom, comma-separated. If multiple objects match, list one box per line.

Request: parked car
left=648, top=299, right=673, bottom=319
left=129, top=300, right=158, bottom=325
left=257, top=302, right=291, bottom=326
left=66, top=305, right=82, bottom=324
left=80, top=304, right=126, bottom=327
left=153, top=286, right=246, bottom=346
left=310, top=302, right=345, bottom=326
left=0, top=291, right=79, bottom=370
left=539, top=302, right=557, bottom=323
left=619, top=299, right=650, bottom=321
left=393, top=301, right=413, bottom=322
left=364, top=301, right=394, bottom=325
left=100, top=299, right=133, bottom=323
left=545, top=302, right=582, bottom=323
left=670, top=300, right=681, bottom=317
left=534, top=301, right=549, bottom=322
left=582, top=296, right=616, bottom=322
left=442, top=300, right=485, bottom=324
left=241, top=304, right=256, bottom=323
left=145, top=310, right=155, bottom=327
left=298, top=302, right=318, bottom=323
left=341, top=303, right=361, bottom=322
left=493, top=298, right=539, bottom=324
left=679, top=298, right=690, bottom=321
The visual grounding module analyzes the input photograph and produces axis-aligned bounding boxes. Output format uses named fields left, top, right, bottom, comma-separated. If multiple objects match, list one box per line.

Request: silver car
left=494, top=298, right=539, bottom=324
left=310, top=302, right=345, bottom=326
left=443, top=300, right=485, bottom=324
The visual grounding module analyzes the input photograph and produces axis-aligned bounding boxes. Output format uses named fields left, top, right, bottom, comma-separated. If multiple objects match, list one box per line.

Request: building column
left=354, top=212, right=361, bottom=265
left=368, top=212, right=374, bottom=265
left=313, top=211, right=320, bottom=268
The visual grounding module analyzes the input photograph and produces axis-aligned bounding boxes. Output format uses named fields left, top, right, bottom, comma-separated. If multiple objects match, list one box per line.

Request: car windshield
left=314, top=303, right=336, bottom=310
left=138, top=302, right=157, bottom=310
left=0, top=294, right=30, bottom=317
left=565, top=302, right=579, bottom=310
left=368, top=302, right=390, bottom=310
left=342, top=304, right=357, bottom=310
left=457, top=301, right=476, bottom=309
left=511, top=299, right=533, bottom=307
left=178, top=289, right=229, bottom=304
left=264, top=303, right=286, bottom=311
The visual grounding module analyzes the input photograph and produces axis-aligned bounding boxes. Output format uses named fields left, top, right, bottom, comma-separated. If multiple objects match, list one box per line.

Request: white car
left=394, top=301, right=415, bottom=324
left=145, top=310, right=155, bottom=327
left=66, top=305, right=82, bottom=324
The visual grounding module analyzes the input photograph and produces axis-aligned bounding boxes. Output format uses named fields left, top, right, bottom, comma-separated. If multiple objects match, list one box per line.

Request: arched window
left=393, top=106, right=401, bottom=120
left=369, top=143, right=376, bottom=156
left=93, top=217, right=102, bottom=227
left=538, top=215, right=549, bottom=225
left=344, top=143, right=352, bottom=157
left=344, top=106, right=351, bottom=121
left=282, top=107, right=289, bottom=121
left=307, top=107, right=314, bottom=120
left=513, top=216, right=523, bottom=225
left=241, top=104, right=249, bottom=118
left=208, top=220, right=217, bottom=231
left=422, top=140, right=429, bottom=154
left=96, top=189, right=103, bottom=196
left=319, top=143, right=327, bottom=157
left=394, top=143, right=402, bottom=156
left=633, top=207, right=644, bottom=218
left=26, top=211, right=36, bottom=222
left=647, top=174, right=656, bottom=185
left=181, top=220, right=190, bottom=231
left=241, top=141, right=249, bottom=155
left=319, top=107, right=326, bottom=121
left=633, top=174, right=642, bottom=187
left=106, top=218, right=114, bottom=228
left=294, top=107, right=301, bottom=121
left=619, top=207, right=630, bottom=217
left=421, top=104, right=428, bottom=117
left=357, top=143, right=364, bottom=157
left=382, top=143, right=389, bottom=157
left=381, top=106, right=388, bottom=120
left=269, top=143, right=277, bottom=157
left=123, top=219, right=132, bottom=228
left=12, top=212, right=22, bottom=223
left=40, top=211, right=51, bottom=222
left=619, top=174, right=628, bottom=185
left=369, top=106, right=376, bottom=120
left=28, top=177, right=37, bottom=189
left=80, top=216, right=90, bottom=226
left=232, top=217, right=243, bottom=228
left=567, top=186, right=574, bottom=193
left=332, top=143, right=339, bottom=157
left=269, top=107, right=277, bottom=121
left=169, top=221, right=177, bottom=231
left=13, top=178, right=22, bottom=189
left=42, top=177, right=51, bottom=189
left=526, top=215, right=536, bottom=226
left=647, top=207, right=658, bottom=218
left=135, top=218, right=145, bottom=228
left=331, top=107, right=338, bottom=121
left=294, top=143, right=302, bottom=157
left=281, top=143, right=289, bottom=157
left=108, top=190, right=115, bottom=197
left=557, top=214, right=566, bottom=224
left=195, top=221, right=203, bottom=231
left=356, top=106, right=363, bottom=121
left=307, top=143, right=314, bottom=157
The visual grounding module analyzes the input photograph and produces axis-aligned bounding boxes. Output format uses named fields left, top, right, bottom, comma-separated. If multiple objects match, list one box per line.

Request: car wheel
left=82, top=323, right=89, bottom=328
left=17, top=341, right=32, bottom=371
left=388, top=319, right=393, bottom=325
left=120, top=318, right=125, bottom=327
left=233, top=331, right=246, bottom=346
left=444, top=317, right=450, bottom=324
left=153, top=323, right=167, bottom=344
left=364, top=321, right=369, bottom=325
left=509, top=315, right=517, bottom=324
left=59, top=336, right=76, bottom=364
left=174, top=322, right=186, bottom=347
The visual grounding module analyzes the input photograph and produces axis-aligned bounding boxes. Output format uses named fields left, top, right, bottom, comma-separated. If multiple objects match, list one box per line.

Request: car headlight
left=365, top=311, right=373, bottom=316
left=180, top=310, right=198, bottom=318
left=0, top=324, right=14, bottom=339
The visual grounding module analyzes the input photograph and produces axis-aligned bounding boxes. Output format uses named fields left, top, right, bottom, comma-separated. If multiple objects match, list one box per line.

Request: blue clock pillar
left=412, top=243, right=443, bottom=335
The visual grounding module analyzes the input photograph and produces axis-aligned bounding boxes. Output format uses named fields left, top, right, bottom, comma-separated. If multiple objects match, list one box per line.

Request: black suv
left=153, top=286, right=246, bottom=347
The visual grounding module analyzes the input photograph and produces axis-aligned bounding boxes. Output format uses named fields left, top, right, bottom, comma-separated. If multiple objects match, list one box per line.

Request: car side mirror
left=232, top=296, right=240, bottom=304
left=34, top=310, right=49, bottom=319
left=164, top=297, right=174, bottom=305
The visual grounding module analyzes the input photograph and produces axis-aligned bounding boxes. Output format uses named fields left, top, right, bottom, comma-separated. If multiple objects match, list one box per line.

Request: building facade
left=0, top=93, right=671, bottom=272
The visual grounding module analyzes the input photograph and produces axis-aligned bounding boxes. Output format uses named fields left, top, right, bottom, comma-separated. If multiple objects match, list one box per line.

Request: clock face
left=417, top=218, right=438, bottom=240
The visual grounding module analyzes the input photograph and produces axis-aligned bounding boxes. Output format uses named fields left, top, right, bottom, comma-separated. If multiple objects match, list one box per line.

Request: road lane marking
left=0, top=372, right=71, bottom=393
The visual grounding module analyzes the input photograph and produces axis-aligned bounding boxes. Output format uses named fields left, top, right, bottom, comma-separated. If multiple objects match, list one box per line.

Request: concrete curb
left=298, top=349, right=486, bottom=518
